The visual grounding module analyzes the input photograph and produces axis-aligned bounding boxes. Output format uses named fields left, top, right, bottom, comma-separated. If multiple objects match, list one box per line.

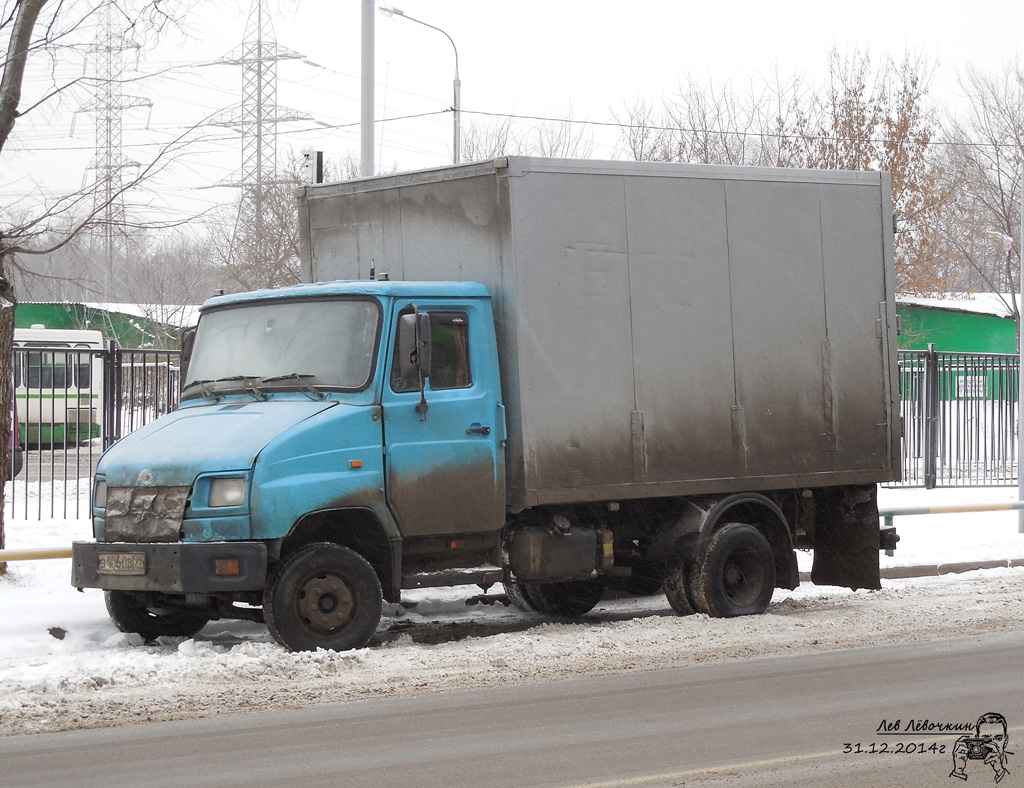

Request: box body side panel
left=298, top=158, right=899, bottom=509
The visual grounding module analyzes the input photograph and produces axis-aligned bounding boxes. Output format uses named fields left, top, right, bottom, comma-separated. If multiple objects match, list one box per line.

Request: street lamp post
left=379, top=5, right=460, bottom=164
left=990, top=224, right=1024, bottom=531
left=361, top=0, right=375, bottom=176
left=1019, top=176, right=1023, bottom=532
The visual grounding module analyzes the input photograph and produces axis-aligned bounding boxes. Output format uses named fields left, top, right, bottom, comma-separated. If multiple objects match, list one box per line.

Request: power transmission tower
left=210, top=0, right=313, bottom=285
left=78, top=0, right=151, bottom=298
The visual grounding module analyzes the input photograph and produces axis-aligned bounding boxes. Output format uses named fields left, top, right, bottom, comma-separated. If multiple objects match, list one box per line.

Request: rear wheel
left=663, top=559, right=697, bottom=616
left=263, top=543, right=382, bottom=652
left=522, top=579, right=605, bottom=617
left=689, top=524, right=775, bottom=617
left=104, top=590, right=209, bottom=642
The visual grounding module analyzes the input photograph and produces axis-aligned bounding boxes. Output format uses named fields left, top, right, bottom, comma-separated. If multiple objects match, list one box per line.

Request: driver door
left=382, top=300, right=505, bottom=538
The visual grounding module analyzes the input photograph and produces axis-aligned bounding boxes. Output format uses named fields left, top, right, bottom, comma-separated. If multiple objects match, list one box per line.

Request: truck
left=72, top=157, right=901, bottom=652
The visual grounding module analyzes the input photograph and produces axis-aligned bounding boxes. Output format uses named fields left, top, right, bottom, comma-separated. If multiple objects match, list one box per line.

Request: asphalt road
left=21, top=445, right=101, bottom=485
left=2, top=630, right=1021, bottom=788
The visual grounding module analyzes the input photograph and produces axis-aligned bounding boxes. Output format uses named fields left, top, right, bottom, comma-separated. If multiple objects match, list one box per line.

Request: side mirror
left=398, top=309, right=432, bottom=418
left=398, top=312, right=432, bottom=381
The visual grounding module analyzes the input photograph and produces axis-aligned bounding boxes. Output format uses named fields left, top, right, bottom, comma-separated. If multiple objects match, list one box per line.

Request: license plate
left=97, top=552, right=146, bottom=575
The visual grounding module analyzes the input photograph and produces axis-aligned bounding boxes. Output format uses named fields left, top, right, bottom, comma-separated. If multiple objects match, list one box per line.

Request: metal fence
left=103, top=346, right=182, bottom=445
left=8, top=344, right=181, bottom=520
left=6, top=344, right=1023, bottom=517
left=895, top=348, right=1019, bottom=488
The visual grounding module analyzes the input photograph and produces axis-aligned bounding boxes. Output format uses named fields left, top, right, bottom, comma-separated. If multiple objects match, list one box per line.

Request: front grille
left=104, top=486, right=189, bottom=543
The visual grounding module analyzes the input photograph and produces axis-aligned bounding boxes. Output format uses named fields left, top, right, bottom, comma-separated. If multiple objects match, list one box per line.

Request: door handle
left=466, top=424, right=491, bottom=435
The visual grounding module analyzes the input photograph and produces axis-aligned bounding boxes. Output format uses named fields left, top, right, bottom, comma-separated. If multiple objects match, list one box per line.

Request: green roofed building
left=14, top=302, right=197, bottom=348
left=896, top=295, right=1018, bottom=353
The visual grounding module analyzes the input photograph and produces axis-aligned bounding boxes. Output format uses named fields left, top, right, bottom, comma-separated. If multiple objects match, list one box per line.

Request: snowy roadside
left=1, top=483, right=1023, bottom=737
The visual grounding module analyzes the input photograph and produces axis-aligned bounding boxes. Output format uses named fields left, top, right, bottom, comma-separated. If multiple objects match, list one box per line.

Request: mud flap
left=810, top=484, right=882, bottom=591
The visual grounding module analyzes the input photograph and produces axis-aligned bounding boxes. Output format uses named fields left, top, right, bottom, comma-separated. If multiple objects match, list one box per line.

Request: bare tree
left=808, top=51, right=943, bottom=293
left=614, top=50, right=942, bottom=294
left=324, top=149, right=362, bottom=182
left=615, top=71, right=818, bottom=168
left=0, top=0, right=192, bottom=571
left=460, top=108, right=593, bottom=162
left=117, top=228, right=217, bottom=343
left=612, top=97, right=672, bottom=162
left=528, top=104, right=594, bottom=159
left=935, top=61, right=1024, bottom=318
left=204, top=152, right=306, bottom=293
left=460, top=113, right=524, bottom=162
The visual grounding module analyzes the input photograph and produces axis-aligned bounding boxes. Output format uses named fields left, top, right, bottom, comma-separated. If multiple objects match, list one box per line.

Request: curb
left=799, top=558, right=1024, bottom=583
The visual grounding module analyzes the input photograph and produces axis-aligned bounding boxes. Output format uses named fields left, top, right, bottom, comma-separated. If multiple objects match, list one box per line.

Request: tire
left=522, top=579, right=605, bottom=617
left=104, top=590, right=209, bottom=642
left=503, top=581, right=542, bottom=613
left=7, top=446, right=23, bottom=479
left=662, top=559, right=697, bottom=616
left=263, top=543, right=383, bottom=652
left=689, top=524, right=775, bottom=618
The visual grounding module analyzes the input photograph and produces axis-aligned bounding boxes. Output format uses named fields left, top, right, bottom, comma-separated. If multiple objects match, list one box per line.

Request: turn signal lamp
left=215, top=559, right=241, bottom=576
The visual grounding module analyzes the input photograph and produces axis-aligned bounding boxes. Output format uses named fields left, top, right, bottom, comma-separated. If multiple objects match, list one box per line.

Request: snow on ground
left=1, top=483, right=1022, bottom=737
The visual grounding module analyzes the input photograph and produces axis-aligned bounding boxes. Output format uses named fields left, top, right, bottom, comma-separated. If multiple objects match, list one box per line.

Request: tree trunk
left=0, top=257, right=16, bottom=575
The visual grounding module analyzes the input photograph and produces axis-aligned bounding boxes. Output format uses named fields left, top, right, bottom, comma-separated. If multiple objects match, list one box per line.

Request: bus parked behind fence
left=13, top=326, right=104, bottom=447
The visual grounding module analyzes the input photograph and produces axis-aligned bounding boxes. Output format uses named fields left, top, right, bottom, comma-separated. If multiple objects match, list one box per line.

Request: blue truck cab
left=73, top=280, right=508, bottom=651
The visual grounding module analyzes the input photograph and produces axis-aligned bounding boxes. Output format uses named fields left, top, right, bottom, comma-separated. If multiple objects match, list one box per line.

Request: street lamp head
left=375, top=3, right=460, bottom=164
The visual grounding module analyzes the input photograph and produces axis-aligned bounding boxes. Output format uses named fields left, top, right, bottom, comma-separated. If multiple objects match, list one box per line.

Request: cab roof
left=201, top=280, right=490, bottom=312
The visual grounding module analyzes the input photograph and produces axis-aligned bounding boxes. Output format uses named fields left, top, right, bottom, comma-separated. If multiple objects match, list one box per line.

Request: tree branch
left=0, top=0, right=49, bottom=156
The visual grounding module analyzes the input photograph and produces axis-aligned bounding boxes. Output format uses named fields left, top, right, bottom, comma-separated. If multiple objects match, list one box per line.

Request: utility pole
left=361, top=0, right=374, bottom=177
left=210, top=0, right=313, bottom=285
left=78, top=0, right=151, bottom=299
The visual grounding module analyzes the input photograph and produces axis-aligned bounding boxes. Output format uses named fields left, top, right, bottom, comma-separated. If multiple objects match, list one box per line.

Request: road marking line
left=561, top=750, right=845, bottom=788
left=560, top=727, right=1024, bottom=788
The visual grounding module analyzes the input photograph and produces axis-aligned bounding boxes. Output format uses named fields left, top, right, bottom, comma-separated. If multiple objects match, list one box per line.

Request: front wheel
left=263, top=543, right=383, bottom=652
left=104, top=590, right=209, bottom=642
left=503, top=581, right=542, bottom=613
left=689, top=524, right=775, bottom=617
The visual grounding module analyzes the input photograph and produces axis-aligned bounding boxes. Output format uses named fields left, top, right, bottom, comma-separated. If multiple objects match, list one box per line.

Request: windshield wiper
left=214, top=375, right=266, bottom=401
left=261, top=372, right=324, bottom=400
left=181, top=379, right=217, bottom=400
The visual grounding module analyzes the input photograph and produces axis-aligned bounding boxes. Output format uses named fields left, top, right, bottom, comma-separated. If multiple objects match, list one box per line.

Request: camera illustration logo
left=951, top=712, right=1013, bottom=783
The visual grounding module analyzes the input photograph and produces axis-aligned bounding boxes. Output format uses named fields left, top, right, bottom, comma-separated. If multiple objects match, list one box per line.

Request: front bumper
left=72, top=541, right=267, bottom=593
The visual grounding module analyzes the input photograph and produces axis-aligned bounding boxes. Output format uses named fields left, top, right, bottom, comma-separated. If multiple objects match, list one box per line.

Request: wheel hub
left=722, top=548, right=762, bottom=606
left=298, top=572, right=355, bottom=632
left=724, top=563, right=744, bottom=587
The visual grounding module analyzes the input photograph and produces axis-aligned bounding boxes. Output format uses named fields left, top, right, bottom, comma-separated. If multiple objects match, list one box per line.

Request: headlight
left=209, top=476, right=246, bottom=508
left=93, top=480, right=107, bottom=509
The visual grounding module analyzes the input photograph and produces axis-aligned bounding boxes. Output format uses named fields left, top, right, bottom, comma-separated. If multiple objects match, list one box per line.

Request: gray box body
left=297, top=157, right=900, bottom=511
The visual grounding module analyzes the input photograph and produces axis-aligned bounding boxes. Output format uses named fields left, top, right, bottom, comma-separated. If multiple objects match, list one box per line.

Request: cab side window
left=391, top=311, right=472, bottom=392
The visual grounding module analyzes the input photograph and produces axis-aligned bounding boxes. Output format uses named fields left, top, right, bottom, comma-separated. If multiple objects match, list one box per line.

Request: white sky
left=3, top=0, right=1024, bottom=225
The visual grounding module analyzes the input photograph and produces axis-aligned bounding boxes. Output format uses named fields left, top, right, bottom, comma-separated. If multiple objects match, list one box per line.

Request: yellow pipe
left=880, top=501, right=1024, bottom=518
left=0, top=547, right=72, bottom=561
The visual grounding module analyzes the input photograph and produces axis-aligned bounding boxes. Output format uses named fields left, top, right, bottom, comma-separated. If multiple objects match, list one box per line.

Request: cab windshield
left=183, top=298, right=381, bottom=398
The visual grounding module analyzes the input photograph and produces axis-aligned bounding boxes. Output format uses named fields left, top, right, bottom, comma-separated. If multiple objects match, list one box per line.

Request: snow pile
left=1, top=483, right=1023, bottom=736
